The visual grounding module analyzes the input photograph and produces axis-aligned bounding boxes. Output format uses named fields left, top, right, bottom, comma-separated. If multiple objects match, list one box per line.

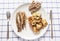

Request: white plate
left=11, top=3, right=49, bottom=40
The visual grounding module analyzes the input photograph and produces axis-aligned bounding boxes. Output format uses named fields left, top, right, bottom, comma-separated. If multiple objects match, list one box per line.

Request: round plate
left=11, top=3, right=49, bottom=40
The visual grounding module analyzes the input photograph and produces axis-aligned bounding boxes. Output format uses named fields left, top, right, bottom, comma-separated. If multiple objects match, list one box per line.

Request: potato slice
left=42, top=19, right=48, bottom=27
left=36, top=23, right=42, bottom=29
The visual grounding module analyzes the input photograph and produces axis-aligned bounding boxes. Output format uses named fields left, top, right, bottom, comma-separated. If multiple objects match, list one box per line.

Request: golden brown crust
left=28, top=12, right=48, bottom=34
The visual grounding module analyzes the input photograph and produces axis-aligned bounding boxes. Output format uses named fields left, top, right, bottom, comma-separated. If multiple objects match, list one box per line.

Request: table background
left=0, top=0, right=60, bottom=41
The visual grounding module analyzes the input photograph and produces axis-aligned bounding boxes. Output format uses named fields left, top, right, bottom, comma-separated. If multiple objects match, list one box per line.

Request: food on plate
left=16, top=12, right=26, bottom=32
left=42, top=19, right=48, bottom=28
left=28, top=12, right=48, bottom=34
left=29, top=1, right=41, bottom=13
